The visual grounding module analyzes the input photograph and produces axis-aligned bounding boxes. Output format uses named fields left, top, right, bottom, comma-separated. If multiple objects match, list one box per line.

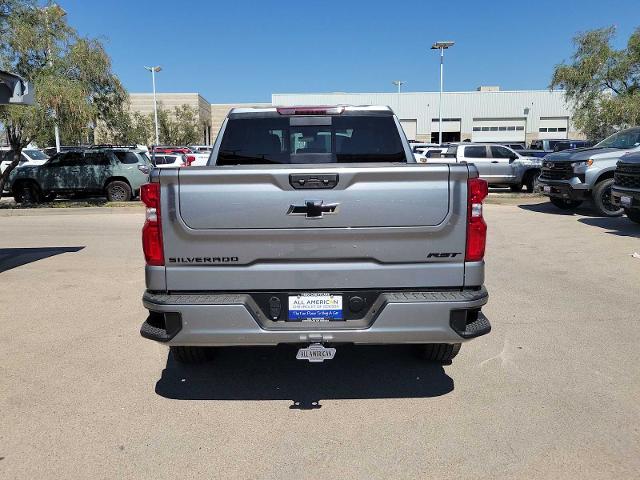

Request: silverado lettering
left=168, top=257, right=239, bottom=263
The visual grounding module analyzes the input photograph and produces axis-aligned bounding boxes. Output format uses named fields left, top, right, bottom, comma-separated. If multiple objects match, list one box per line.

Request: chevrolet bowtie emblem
left=287, top=200, right=339, bottom=218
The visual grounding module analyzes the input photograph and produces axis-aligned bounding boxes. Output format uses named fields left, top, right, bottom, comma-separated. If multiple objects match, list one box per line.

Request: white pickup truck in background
left=443, top=143, right=542, bottom=192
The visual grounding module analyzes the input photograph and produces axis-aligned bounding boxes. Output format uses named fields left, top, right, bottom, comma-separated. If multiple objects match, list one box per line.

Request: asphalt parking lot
left=1, top=197, right=639, bottom=479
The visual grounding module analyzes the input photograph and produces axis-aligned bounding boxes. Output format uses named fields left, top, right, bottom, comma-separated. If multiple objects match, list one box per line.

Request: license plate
left=543, top=186, right=551, bottom=193
left=621, top=195, right=632, bottom=207
left=288, top=293, right=343, bottom=322
left=296, top=343, right=336, bottom=362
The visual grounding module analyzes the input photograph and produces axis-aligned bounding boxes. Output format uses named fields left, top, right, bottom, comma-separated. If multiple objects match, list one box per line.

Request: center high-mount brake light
left=141, top=183, right=164, bottom=266
left=185, top=155, right=195, bottom=166
left=466, top=178, right=488, bottom=262
left=276, top=106, right=345, bottom=115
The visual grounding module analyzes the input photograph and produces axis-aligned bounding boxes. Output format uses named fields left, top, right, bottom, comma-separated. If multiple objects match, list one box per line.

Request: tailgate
left=160, top=165, right=470, bottom=291
left=178, top=165, right=450, bottom=229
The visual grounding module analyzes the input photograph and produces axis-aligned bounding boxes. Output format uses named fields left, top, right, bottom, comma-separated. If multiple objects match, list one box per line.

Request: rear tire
left=170, top=346, right=215, bottom=364
left=592, top=178, right=623, bottom=217
left=524, top=171, right=541, bottom=193
left=550, top=197, right=583, bottom=210
left=13, top=182, right=42, bottom=205
left=105, top=180, right=132, bottom=202
left=624, top=208, right=640, bottom=224
left=418, top=343, right=461, bottom=363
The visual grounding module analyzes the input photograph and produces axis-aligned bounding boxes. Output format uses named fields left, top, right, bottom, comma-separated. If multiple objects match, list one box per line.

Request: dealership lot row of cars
left=0, top=145, right=212, bottom=202
left=1, top=131, right=640, bottom=224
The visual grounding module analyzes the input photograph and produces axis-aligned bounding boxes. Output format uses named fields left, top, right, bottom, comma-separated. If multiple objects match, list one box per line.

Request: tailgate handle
left=290, top=173, right=338, bottom=189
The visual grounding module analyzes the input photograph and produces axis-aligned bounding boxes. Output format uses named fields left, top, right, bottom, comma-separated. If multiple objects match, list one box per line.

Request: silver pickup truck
left=140, top=105, right=491, bottom=364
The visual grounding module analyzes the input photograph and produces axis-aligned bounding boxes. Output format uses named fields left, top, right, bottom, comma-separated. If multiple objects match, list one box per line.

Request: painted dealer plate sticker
left=288, top=294, right=343, bottom=321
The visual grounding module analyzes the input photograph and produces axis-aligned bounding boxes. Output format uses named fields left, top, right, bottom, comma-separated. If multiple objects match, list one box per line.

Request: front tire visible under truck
left=592, top=178, right=623, bottom=217
left=417, top=343, right=461, bottom=363
left=170, top=346, right=216, bottom=364
left=624, top=208, right=640, bottom=224
left=550, top=197, right=583, bottom=210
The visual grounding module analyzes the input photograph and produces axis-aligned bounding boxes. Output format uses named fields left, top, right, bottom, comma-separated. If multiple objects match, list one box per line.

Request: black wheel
left=624, top=208, right=640, bottom=224
left=170, top=346, right=215, bottom=364
left=592, top=178, right=623, bottom=217
left=417, top=343, right=461, bottom=364
left=105, top=180, right=132, bottom=202
left=13, top=182, right=42, bottom=204
left=550, top=197, right=583, bottom=210
left=524, top=171, right=541, bottom=193
left=510, top=184, right=523, bottom=193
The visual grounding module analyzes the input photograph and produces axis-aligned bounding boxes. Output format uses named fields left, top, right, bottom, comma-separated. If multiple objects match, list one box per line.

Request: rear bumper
left=141, top=288, right=490, bottom=346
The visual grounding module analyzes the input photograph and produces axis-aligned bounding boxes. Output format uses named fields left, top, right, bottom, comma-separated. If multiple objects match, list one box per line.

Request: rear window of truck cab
left=216, top=115, right=407, bottom=165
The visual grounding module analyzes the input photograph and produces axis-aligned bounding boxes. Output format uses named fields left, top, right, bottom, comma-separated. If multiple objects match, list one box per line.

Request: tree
left=157, top=104, right=201, bottom=145
left=0, top=1, right=125, bottom=197
left=551, top=26, right=640, bottom=140
left=96, top=107, right=153, bottom=145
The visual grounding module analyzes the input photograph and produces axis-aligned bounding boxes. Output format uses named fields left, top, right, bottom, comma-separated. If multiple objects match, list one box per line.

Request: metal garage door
left=430, top=118, right=461, bottom=143
left=400, top=119, right=417, bottom=141
left=472, top=118, right=525, bottom=142
left=538, top=117, right=569, bottom=139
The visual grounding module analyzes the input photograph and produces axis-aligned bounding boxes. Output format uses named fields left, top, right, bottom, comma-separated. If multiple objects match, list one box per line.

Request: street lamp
left=431, top=41, right=454, bottom=145
left=392, top=80, right=405, bottom=114
left=523, top=106, right=531, bottom=147
left=43, top=3, right=66, bottom=152
left=392, top=80, right=406, bottom=93
left=144, top=65, right=162, bottom=146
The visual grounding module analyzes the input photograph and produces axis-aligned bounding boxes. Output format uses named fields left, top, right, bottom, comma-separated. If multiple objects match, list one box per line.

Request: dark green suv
left=10, top=147, right=152, bottom=203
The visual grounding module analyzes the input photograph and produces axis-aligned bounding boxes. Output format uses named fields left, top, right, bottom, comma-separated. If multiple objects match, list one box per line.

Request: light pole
left=392, top=80, right=405, bottom=114
left=144, top=65, right=162, bottom=146
left=523, top=107, right=530, bottom=147
left=431, top=41, right=454, bottom=145
left=43, top=4, right=66, bottom=152
left=392, top=80, right=405, bottom=93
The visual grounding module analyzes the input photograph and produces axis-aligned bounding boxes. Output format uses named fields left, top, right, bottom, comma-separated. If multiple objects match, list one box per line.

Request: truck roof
left=228, top=105, right=394, bottom=116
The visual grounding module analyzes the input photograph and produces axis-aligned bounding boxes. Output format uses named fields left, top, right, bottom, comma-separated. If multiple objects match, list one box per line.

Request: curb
left=0, top=206, right=144, bottom=217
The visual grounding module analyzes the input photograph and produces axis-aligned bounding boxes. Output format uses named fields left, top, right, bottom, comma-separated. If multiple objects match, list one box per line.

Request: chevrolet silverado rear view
left=140, top=105, right=491, bottom=364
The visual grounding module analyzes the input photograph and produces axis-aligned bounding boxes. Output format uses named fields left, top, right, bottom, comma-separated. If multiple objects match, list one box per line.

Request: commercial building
left=126, top=86, right=579, bottom=146
left=128, top=93, right=269, bottom=145
left=272, top=86, right=579, bottom=144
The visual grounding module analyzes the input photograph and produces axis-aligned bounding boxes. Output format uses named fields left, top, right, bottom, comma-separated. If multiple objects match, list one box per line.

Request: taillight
left=141, top=183, right=164, bottom=266
left=276, top=106, right=345, bottom=115
left=466, top=178, right=488, bottom=262
left=185, top=155, right=195, bottom=166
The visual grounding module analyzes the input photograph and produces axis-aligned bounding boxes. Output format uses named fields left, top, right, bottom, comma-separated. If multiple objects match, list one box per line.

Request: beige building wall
left=129, top=93, right=212, bottom=144
left=210, top=103, right=272, bottom=139
left=128, top=94, right=271, bottom=144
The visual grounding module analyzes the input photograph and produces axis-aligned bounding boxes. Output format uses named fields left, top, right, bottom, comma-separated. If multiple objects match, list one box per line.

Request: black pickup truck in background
left=611, top=152, right=640, bottom=224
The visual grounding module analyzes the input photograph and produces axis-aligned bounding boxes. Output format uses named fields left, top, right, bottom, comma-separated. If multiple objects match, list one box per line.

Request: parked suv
left=611, top=152, right=640, bottom=224
left=0, top=147, right=49, bottom=174
left=444, top=143, right=541, bottom=191
left=9, top=147, right=151, bottom=203
left=538, top=127, right=640, bottom=216
left=152, top=154, right=187, bottom=168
